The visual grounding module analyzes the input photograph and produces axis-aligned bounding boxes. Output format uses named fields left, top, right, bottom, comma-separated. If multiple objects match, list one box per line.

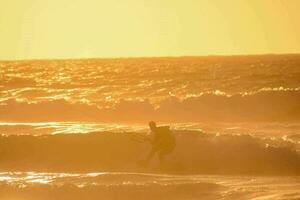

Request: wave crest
left=0, top=131, right=299, bottom=175
left=1, top=88, right=300, bottom=122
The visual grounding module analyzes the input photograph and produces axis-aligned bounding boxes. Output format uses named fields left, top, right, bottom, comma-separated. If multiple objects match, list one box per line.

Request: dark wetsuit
left=152, top=126, right=176, bottom=155
left=142, top=125, right=176, bottom=167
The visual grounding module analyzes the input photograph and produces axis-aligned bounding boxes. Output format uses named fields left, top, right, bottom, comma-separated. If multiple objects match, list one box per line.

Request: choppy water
left=1, top=55, right=300, bottom=199
left=1, top=55, right=300, bottom=123
left=0, top=172, right=299, bottom=200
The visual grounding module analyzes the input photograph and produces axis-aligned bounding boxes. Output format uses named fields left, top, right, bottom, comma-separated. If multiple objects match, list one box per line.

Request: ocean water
left=1, top=55, right=300, bottom=123
left=0, top=55, right=300, bottom=199
left=0, top=172, right=299, bottom=200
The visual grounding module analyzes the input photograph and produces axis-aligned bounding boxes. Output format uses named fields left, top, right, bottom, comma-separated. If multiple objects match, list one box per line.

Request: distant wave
left=1, top=55, right=300, bottom=123
left=1, top=88, right=300, bottom=122
left=0, top=131, right=299, bottom=175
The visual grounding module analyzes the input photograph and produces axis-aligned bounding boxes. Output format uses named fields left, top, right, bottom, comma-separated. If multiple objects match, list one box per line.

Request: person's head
left=149, top=121, right=157, bottom=131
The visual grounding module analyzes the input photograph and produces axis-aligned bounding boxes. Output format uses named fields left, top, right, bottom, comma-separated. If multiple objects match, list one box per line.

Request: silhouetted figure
left=142, top=121, right=176, bottom=168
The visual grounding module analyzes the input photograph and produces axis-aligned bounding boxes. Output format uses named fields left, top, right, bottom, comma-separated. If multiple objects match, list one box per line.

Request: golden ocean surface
left=0, top=55, right=300, bottom=199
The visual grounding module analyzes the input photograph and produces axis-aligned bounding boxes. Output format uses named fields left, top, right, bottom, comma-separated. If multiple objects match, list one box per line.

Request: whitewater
left=1, top=55, right=300, bottom=199
left=0, top=172, right=299, bottom=200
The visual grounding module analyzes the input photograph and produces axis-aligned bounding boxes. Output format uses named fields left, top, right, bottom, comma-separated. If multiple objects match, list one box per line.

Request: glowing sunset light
left=1, top=0, right=300, bottom=60
left=0, top=1, right=300, bottom=199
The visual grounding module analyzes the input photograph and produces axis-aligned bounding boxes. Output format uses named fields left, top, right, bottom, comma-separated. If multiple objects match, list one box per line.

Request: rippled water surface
left=1, top=55, right=300, bottom=199
left=0, top=172, right=299, bottom=200
left=1, top=55, right=300, bottom=123
left=1, top=56, right=300, bottom=105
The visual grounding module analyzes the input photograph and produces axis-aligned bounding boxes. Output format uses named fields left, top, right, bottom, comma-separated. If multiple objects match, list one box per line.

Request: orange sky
left=0, top=0, right=300, bottom=60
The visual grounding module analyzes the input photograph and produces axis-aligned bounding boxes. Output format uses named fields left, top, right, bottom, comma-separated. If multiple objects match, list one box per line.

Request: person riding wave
left=142, top=121, right=176, bottom=167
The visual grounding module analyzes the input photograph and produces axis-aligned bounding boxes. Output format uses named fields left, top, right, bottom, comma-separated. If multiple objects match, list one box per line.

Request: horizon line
left=1, top=52, right=300, bottom=62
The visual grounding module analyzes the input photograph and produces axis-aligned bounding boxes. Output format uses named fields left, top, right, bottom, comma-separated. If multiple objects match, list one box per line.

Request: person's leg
left=146, top=148, right=156, bottom=161
left=143, top=147, right=157, bottom=166
left=158, top=151, right=166, bottom=168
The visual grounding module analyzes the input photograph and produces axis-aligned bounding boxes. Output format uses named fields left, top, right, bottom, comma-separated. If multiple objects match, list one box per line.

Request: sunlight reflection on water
left=0, top=171, right=299, bottom=200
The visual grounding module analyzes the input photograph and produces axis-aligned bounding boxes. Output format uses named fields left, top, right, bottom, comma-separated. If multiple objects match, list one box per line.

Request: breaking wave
left=1, top=88, right=300, bottom=122
left=1, top=55, right=300, bottom=123
left=0, top=131, right=299, bottom=175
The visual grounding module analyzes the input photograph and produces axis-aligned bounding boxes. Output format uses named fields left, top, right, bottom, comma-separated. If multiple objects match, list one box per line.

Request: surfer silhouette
left=140, top=121, right=176, bottom=168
